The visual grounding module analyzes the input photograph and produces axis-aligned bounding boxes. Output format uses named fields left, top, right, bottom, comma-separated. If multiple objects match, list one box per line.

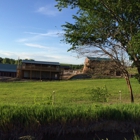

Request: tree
left=24, top=59, right=35, bottom=61
left=55, top=0, right=140, bottom=102
left=56, top=0, right=140, bottom=74
left=0, top=57, right=3, bottom=63
left=10, top=59, right=15, bottom=64
left=15, top=59, right=22, bottom=65
left=2, top=58, right=11, bottom=64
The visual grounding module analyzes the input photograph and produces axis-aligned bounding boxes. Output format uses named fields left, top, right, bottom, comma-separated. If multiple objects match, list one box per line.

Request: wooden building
left=83, top=57, right=122, bottom=76
left=0, top=63, right=17, bottom=77
left=17, top=60, right=62, bottom=80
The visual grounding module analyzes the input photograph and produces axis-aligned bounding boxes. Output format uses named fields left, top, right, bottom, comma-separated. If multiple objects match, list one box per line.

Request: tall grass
left=1, top=103, right=140, bottom=139
left=1, top=103, right=140, bottom=128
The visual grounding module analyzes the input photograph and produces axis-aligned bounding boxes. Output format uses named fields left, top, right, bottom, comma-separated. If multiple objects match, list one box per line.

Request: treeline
left=0, top=57, right=34, bottom=65
left=0, top=57, right=84, bottom=69
left=69, top=64, right=83, bottom=70
left=60, top=63, right=84, bottom=70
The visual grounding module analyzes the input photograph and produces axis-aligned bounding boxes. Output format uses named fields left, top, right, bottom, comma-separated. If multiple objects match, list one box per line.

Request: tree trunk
left=137, top=67, right=140, bottom=74
left=134, top=60, right=140, bottom=83
left=125, top=73, right=134, bottom=103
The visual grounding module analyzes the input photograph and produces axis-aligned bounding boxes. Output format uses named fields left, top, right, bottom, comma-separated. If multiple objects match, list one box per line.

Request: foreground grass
left=1, top=103, right=140, bottom=129
left=1, top=103, right=140, bottom=138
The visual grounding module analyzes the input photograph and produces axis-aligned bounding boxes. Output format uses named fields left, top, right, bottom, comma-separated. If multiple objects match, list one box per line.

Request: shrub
left=90, top=85, right=110, bottom=102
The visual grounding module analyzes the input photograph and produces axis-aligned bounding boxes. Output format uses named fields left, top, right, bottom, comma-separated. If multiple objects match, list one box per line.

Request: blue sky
left=0, top=0, right=85, bottom=64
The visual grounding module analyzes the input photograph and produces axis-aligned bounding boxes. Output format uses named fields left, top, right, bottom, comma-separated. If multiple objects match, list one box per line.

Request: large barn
left=0, top=63, right=17, bottom=77
left=17, top=60, right=63, bottom=80
left=83, top=57, right=121, bottom=76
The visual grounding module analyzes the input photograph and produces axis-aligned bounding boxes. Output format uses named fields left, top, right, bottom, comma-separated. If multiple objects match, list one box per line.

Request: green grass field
left=0, top=78, right=140, bottom=105
left=0, top=78, right=140, bottom=139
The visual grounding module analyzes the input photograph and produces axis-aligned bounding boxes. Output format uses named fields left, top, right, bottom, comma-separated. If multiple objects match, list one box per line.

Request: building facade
left=83, top=57, right=121, bottom=76
left=17, top=60, right=62, bottom=80
left=0, top=64, right=17, bottom=77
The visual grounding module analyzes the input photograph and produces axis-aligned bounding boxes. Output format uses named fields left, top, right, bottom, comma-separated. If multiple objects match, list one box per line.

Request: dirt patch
left=67, top=74, right=91, bottom=80
left=0, top=77, right=23, bottom=82
left=0, top=77, right=37, bottom=82
left=1, top=121, right=140, bottom=140
left=3, top=131, right=138, bottom=140
left=43, top=131, right=135, bottom=140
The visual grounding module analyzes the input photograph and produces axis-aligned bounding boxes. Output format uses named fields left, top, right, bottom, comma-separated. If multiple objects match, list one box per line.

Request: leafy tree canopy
left=55, top=0, right=140, bottom=73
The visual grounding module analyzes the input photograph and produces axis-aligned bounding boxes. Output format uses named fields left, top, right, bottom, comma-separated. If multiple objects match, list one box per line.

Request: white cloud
left=25, top=30, right=63, bottom=37
left=0, top=51, right=56, bottom=61
left=0, top=52, right=12, bottom=57
left=16, top=30, right=63, bottom=43
left=0, top=50, right=84, bottom=64
left=23, top=43, right=68, bottom=54
left=16, top=38, right=29, bottom=43
left=24, top=43, right=48, bottom=49
left=36, top=5, right=59, bottom=16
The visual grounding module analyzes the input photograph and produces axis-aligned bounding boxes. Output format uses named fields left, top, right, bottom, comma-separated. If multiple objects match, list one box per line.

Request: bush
left=90, top=85, right=110, bottom=102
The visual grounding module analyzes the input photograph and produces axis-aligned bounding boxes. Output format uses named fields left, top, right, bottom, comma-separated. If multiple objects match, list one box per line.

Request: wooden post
left=40, top=70, right=41, bottom=80
left=30, top=70, right=32, bottom=79
left=50, top=71, right=51, bottom=80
